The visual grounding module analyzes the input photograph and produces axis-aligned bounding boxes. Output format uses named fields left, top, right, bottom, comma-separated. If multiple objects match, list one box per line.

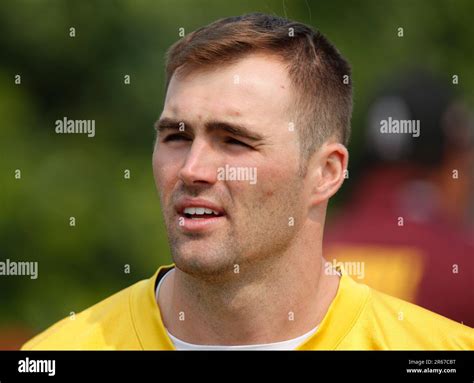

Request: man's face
left=153, top=54, right=307, bottom=278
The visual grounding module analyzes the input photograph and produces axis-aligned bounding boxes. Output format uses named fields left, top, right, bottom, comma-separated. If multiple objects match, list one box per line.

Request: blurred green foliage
left=0, top=0, right=473, bottom=332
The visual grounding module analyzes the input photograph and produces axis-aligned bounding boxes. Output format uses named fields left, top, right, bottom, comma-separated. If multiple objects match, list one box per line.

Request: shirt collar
left=297, top=272, right=370, bottom=350
left=131, top=264, right=369, bottom=350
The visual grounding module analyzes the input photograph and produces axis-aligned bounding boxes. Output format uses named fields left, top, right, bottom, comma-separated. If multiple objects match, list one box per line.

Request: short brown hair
left=165, top=13, right=352, bottom=173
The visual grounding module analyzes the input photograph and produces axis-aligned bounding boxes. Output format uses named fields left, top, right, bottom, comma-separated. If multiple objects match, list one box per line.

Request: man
left=22, top=13, right=473, bottom=350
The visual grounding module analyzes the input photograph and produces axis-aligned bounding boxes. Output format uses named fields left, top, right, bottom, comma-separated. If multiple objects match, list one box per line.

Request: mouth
left=182, top=206, right=223, bottom=219
left=175, top=198, right=227, bottom=233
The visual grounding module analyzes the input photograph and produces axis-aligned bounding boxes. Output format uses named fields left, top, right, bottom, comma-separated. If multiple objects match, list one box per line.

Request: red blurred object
left=325, top=166, right=474, bottom=327
left=0, top=326, right=34, bottom=350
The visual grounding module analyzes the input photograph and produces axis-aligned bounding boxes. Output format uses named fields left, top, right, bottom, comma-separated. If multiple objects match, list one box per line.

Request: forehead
left=162, top=54, right=294, bottom=131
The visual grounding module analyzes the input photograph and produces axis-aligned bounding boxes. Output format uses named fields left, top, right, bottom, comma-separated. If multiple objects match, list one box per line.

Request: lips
left=175, top=198, right=225, bottom=217
left=174, top=198, right=226, bottom=233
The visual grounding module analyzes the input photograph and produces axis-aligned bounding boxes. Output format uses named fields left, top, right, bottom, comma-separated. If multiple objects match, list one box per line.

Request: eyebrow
left=155, top=118, right=267, bottom=142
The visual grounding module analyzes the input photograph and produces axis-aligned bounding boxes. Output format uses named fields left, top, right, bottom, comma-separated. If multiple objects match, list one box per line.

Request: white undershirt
left=155, top=269, right=319, bottom=350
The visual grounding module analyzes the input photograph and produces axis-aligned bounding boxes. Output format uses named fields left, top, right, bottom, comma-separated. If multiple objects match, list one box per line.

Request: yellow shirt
left=22, top=264, right=474, bottom=350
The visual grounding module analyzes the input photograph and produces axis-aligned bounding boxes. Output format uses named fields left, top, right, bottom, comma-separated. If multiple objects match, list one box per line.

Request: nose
left=179, top=138, right=218, bottom=186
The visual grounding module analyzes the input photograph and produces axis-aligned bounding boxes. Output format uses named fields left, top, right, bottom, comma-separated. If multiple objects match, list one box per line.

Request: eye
left=162, top=134, right=191, bottom=142
left=225, top=137, right=252, bottom=148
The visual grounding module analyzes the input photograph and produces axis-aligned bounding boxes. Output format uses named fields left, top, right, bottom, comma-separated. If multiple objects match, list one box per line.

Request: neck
left=158, top=224, right=340, bottom=346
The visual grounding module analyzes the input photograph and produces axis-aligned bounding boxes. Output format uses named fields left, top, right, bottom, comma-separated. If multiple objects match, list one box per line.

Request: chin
left=172, top=243, right=236, bottom=279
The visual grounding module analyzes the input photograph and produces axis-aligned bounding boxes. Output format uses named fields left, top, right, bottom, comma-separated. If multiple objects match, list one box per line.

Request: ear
left=306, top=141, right=349, bottom=206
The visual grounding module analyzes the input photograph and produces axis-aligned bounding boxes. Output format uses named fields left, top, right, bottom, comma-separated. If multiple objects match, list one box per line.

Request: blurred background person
left=324, top=70, right=474, bottom=326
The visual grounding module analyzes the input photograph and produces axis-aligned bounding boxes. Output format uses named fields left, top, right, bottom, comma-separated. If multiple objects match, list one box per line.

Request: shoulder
left=349, top=283, right=474, bottom=350
left=21, top=278, right=148, bottom=350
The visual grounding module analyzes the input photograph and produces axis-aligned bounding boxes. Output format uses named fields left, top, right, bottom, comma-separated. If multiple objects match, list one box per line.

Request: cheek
left=153, top=150, right=178, bottom=193
left=152, top=152, right=163, bottom=186
left=258, top=165, right=291, bottom=199
left=265, top=189, right=274, bottom=198
left=233, top=164, right=291, bottom=208
left=254, top=168, right=304, bottom=219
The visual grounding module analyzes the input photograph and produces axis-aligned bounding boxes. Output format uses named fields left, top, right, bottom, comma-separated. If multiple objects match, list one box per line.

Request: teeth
left=184, top=207, right=220, bottom=216
left=184, top=207, right=196, bottom=215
